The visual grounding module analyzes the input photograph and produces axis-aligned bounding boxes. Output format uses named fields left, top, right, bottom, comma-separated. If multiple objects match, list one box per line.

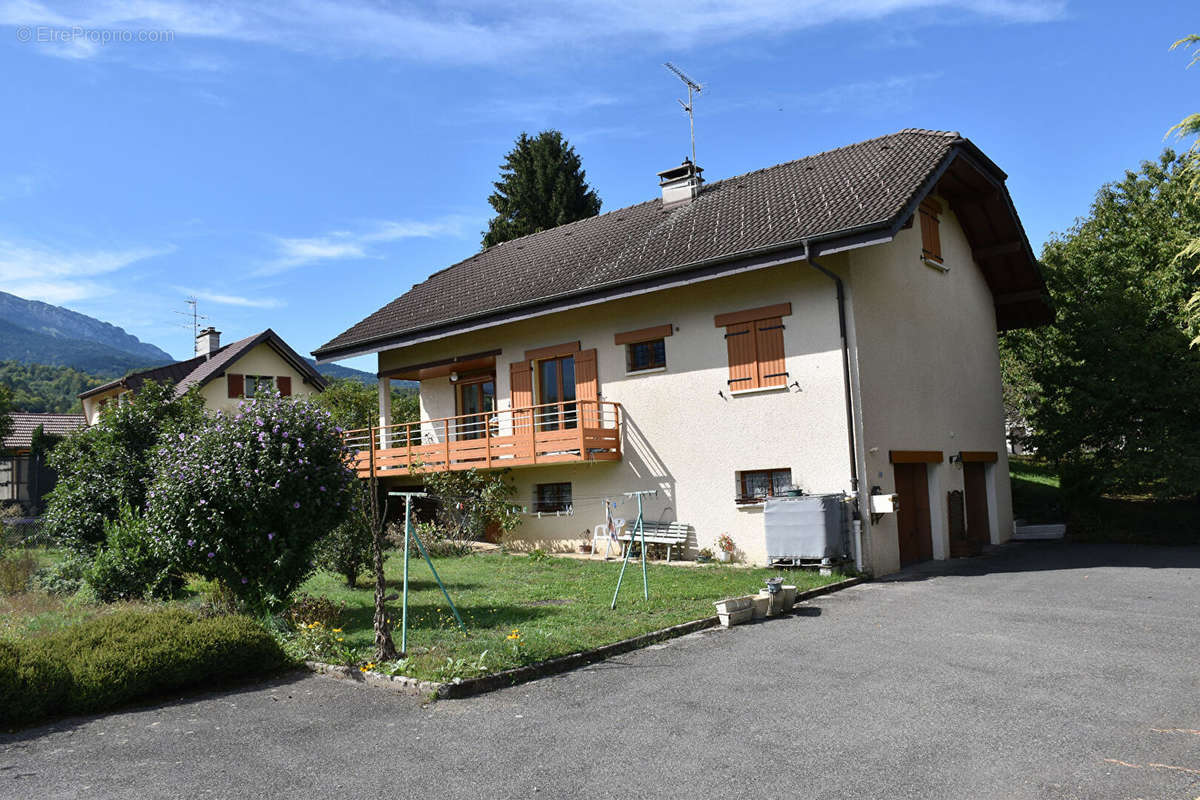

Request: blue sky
left=0, top=1, right=1194, bottom=370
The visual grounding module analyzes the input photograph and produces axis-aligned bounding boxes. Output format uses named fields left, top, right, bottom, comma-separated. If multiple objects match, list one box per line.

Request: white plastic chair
left=592, top=517, right=625, bottom=559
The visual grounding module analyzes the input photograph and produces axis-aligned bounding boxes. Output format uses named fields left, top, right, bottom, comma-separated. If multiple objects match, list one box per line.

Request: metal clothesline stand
left=388, top=491, right=466, bottom=655
left=610, top=489, right=658, bottom=609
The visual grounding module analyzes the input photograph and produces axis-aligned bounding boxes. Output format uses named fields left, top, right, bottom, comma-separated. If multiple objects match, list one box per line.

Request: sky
left=0, top=1, right=1195, bottom=371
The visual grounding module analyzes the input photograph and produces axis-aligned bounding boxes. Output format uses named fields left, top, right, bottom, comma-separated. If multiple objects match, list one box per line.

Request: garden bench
left=618, top=521, right=691, bottom=562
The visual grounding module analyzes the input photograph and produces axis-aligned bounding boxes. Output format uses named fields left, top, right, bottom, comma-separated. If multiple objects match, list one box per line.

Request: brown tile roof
left=3, top=412, right=86, bottom=451
left=79, top=329, right=326, bottom=402
left=315, top=128, right=1046, bottom=360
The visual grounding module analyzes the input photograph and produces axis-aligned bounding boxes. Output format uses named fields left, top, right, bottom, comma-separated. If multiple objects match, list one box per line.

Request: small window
left=244, top=375, right=276, bottom=398
left=919, top=198, right=943, bottom=264
left=626, top=338, right=666, bottom=372
left=737, top=468, right=793, bottom=504
left=534, top=482, right=572, bottom=513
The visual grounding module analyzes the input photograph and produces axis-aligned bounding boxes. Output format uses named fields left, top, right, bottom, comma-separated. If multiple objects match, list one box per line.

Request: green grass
left=1009, top=456, right=1200, bottom=546
left=296, top=552, right=846, bottom=681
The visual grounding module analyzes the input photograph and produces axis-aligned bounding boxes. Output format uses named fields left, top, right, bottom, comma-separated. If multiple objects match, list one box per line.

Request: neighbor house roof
left=314, top=128, right=1051, bottom=362
left=3, top=412, right=86, bottom=451
left=79, top=329, right=327, bottom=401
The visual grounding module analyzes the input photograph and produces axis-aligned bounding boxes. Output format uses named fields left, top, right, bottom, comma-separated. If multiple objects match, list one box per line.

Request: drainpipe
left=804, top=240, right=864, bottom=571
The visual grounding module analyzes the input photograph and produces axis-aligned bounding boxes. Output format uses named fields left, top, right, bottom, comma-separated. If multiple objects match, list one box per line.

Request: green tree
left=1000, top=150, right=1200, bottom=498
left=1170, top=34, right=1200, bottom=344
left=43, top=381, right=206, bottom=556
left=311, top=378, right=418, bottom=431
left=482, top=130, right=601, bottom=248
left=0, top=361, right=105, bottom=413
left=0, top=385, right=13, bottom=455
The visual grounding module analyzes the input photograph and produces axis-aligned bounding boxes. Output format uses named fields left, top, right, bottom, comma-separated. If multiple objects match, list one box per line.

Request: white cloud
left=0, top=239, right=172, bottom=302
left=1, top=0, right=1067, bottom=65
left=259, top=216, right=471, bottom=275
left=176, top=287, right=284, bottom=309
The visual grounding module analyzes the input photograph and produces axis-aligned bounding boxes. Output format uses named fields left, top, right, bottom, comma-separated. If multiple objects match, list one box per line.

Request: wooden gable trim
left=614, top=324, right=673, bottom=346
left=378, top=349, right=502, bottom=380
left=713, top=303, right=792, bottom=328
left=524, top=341, right=580, bottom=361
left=959, top=450, right=998, bottom=463
left=889, top=450, right=944, bottom=464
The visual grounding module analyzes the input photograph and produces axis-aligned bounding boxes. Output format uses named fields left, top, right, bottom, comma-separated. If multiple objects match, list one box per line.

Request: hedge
left=0, top=608, right=292, bottom=727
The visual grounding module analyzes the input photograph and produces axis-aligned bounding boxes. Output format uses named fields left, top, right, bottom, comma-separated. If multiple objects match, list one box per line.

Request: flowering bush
left=716, top=534, right=735, bottom=554
left=146, top=395, right=356, bottom=611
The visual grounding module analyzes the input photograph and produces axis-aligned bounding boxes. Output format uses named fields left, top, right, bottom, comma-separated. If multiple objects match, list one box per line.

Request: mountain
left=0, top=317, right=168, bottom=377
left=0, top=291, right=172, bottom=364
left=307, top=359, right=417, bottom=390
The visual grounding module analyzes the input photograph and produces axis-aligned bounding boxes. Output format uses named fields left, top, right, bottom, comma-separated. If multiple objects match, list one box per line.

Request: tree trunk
left=368, top=469, right=396, bottom=662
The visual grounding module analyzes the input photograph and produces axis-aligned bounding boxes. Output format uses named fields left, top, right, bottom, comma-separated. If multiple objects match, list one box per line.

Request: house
left=313, top=129, right=1051, bottom=576
left=79, top=327, right=327, bottom=425
left=0, top=412, right=86, bottom=510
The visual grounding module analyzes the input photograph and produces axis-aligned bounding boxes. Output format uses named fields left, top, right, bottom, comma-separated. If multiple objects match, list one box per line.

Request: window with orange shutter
left=716, top=303, right=791, bottom=391
left=919, top=198, right=943, bottom=264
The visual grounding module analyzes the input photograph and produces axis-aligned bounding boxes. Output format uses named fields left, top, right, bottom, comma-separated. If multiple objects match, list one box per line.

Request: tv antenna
left=664, top=62, right=703, bottom=166
left=174, top=296, right=208, bottom=342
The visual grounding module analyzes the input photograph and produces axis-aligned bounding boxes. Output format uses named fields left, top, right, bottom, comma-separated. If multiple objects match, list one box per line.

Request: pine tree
left=482, top=130, right=601, bottom=248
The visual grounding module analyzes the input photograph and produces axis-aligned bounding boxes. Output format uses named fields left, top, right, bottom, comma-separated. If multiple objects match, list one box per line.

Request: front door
left=537, top=355, right=576, bottom=431
left=894, top=462, right=933, bottom=566
left=963, top=462, right=991, bottom=549
left=456, top=378, right=495, bottom=440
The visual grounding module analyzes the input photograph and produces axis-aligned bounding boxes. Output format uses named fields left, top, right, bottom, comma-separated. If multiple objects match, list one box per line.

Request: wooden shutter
left=277, top=376, right=292, bottom=397
left=919, top=198, right=942, bottom=263
left=725, top=322, right=758, bottom=389
left=509, top=360, right=533, bottom=436
left=754, top=317, right=787, bottom=387
left=227, top=374, right=244, bottom=398
left=573, top=348, right=598, bottom=427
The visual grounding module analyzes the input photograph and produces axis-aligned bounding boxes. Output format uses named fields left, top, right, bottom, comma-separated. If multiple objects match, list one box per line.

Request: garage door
left=894, top=462, right=933, bottom=566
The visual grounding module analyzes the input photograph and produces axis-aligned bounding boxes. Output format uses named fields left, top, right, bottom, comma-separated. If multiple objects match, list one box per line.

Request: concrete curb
left=307, top=574, right=866, bottom=700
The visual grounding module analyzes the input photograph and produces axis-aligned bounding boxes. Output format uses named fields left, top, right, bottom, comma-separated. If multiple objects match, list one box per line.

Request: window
left=534, top=482, right=572, bottom=513
left=456, top=377, right=495, bottom=440
left=536, top=355, right=577, bottom=431
left=626, top=338, right=666, bottom=372
left=919, top=197, right=943, bottom=265
left=737, top=469, right=793, bottom=504
left=244, top=375, right=276, bottom=397
left=715, top=303, right=791, bottom=391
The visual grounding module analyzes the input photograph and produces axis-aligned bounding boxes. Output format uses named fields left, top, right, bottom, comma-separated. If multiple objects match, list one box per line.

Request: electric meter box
left=870, top=493, right=899, bottom=514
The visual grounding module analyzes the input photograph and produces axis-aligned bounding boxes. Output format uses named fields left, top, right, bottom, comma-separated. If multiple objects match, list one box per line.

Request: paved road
left=3, top=542, right=1199, bottom=800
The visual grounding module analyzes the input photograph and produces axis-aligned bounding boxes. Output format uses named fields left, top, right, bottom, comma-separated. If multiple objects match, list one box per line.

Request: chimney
left=195, top=327, right=221, bottom=359
left=657, top=159, right=704, bottom=208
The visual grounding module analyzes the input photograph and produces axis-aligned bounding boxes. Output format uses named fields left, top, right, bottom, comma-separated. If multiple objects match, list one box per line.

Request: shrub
left=315, top=482, right=373, bottom=586
left=0, top=551, right=37, bottom=595
left=0, top=608, right=292, bottom=727
left=416, top=468, right=521, bottom=542
left=33, top=555, right=86, bottom=596
left=43, top=381, right=205, bottom=556
left=286, top=592, right=346, bottom=629
left=147, top=395, right=356, bottom=611
left=85, top=504, right=178, bottom=602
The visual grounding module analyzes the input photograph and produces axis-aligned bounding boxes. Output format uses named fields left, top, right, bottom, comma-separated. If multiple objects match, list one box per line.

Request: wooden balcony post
left=406, top=421, right=413, bottom=471
left=579, top=400, right=587, bottom=459
left=529, top=404, right=537, bottom=464
left=485, top=414, right=492, bottom=469
left=444, top=418, right=451, bottom=470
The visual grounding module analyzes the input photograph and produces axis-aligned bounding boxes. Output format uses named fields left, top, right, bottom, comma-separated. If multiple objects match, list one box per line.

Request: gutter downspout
left=804, top=240, right=865, bottom=572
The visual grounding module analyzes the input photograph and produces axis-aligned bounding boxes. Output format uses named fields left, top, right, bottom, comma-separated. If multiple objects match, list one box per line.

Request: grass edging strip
left=307, top=574, right=865, bottom=700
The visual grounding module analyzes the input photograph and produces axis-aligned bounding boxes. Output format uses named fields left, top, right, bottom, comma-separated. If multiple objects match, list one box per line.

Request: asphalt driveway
left=3, top=541, right=1199, bottom=800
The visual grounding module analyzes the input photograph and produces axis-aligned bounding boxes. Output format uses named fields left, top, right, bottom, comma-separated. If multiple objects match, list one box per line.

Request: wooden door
left=964, top=462, right=991, bottom=549
left=894, top=462, right=933, bottom=566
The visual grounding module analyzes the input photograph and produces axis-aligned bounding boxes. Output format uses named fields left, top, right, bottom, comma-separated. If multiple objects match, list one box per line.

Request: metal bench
left=618, top=521, right=690, bottom=562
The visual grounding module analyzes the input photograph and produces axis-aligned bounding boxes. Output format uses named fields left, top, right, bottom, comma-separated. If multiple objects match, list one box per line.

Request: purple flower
left=241, top=577, right=248, bottom=584
left=319, top=485, right=326, bottom=492
left=255, top=417, right=264, bottom=427
left=207, top=551, right=216, bottom=558
left=293, top=501, right=300, bottom=509
left=187, top=539, right=195, bottom=547
left=267, top=532, right=275, bottom=540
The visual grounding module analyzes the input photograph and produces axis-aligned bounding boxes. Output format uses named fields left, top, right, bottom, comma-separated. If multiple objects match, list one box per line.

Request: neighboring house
left=0, top=412, right=86, bottom=510
left=79, top=327, right=326, bottom=425
left=313, top=129, right=1051, bottom=576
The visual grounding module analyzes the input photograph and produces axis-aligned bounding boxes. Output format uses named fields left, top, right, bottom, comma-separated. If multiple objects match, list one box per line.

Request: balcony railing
left=343, top=399, right=622, bottom=478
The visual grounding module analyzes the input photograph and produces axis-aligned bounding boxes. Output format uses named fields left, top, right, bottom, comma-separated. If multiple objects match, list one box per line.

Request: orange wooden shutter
left=919, top=199, right=942, bottom=263
left=509, top=360, right=533, bottom=435
left=277, top=376, right=292, bottom=397
left=573, top=348, right=598, bottom=427
left=725, top=322, right=758, bottom=390
left=754, top=317, right=787, bottom=387
left=227, top=374, right=244, bottom=398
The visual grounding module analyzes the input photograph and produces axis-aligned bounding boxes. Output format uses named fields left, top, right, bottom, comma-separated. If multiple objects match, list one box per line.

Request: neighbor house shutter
left=573, top=348, right=598, bottom=427
left=277, top=376, right=292, bottom=397
left=509, top=360, right=533, bottom=439
left=725, top=322, right=758, bottom=390
left=227, top=373, right=244, bottom=398
left=754, top=318, right=787, bottom=388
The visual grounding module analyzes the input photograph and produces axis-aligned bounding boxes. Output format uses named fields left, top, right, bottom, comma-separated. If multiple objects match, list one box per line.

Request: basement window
left=533, top=482, right=572, bottom=513
left=736, top=468, right=793, bottom=504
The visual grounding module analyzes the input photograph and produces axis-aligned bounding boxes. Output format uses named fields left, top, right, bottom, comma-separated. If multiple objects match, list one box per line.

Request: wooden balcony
left=344, top=400, right=622, bottom=479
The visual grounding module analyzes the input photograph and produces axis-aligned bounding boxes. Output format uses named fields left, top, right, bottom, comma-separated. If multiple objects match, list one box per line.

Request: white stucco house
left=79, top=328, right=326, bottom=425
left=313, top=129, right=1051, bottom=577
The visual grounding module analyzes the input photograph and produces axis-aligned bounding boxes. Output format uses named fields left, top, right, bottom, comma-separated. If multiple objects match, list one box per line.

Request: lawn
left=1009, top=456, right=1200, bottom=546
left=296, top=551, right=846, bottom=682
